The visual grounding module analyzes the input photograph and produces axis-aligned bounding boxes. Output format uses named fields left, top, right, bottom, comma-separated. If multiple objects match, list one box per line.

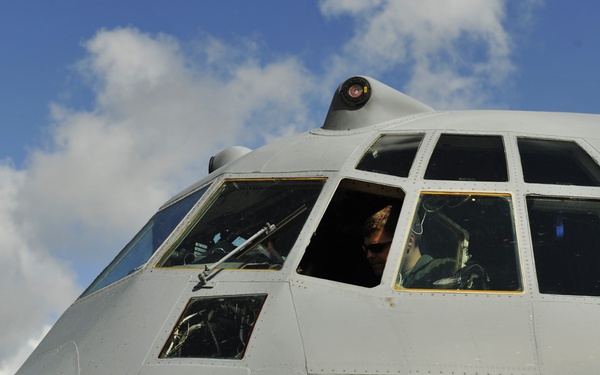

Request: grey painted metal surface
left=17, top=76, right=600, bottom=374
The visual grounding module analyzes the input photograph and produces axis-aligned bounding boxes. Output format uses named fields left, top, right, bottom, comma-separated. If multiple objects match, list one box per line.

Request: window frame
left=154, top=178, right=326, bottom=272
left=395, top=191, right=523, bottom=293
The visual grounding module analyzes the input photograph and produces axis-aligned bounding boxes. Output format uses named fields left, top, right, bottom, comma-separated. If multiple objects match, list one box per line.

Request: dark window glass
left=297, top=179, right=405, bottom=287
left=518, top=138, right=600, bottom=186
left=397, top=193, right=522, bottom=291
left=80, top=186, right=209, bottom=298
left=425, top=134, right=508, bottom=181
left=160, top=294, right=267, bottom=359
left=356, top=134, right=423, bottom=177
left=527, top=196, right=600, bottom=296
left=157, top=179, right=324, bottom=271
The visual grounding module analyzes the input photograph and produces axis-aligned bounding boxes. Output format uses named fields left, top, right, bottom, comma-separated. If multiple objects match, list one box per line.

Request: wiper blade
left=197, top=205, right=307, bottom=286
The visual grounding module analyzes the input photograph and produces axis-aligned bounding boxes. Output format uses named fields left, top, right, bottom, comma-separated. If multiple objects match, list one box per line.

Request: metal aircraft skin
left=17, top=76, right=600, bottom=375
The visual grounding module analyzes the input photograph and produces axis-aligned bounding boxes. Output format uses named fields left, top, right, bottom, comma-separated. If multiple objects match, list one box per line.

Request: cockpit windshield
left=157, top=179, right=325, bottom=270
left=80, top=186, right=209, bottom=298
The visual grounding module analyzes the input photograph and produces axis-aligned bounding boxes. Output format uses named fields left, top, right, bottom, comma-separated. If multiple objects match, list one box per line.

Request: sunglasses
left=362, top=241, right=392, bottom=254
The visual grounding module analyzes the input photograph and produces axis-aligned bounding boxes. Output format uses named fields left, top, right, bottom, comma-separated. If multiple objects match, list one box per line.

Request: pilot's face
left=363, top=229, right=393, bottom=277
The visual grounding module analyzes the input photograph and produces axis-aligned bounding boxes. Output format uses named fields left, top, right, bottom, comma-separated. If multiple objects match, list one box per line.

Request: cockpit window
left=356, top=134, right=424, bottom=177
left=157, top=179, right=324, bottom=270
left=425, top=134, right=508, bottom=181
left=297, top=179, right=405, bottom=287
left=80, top=186, right=209, bottom=298
left=160, top=294, right=267, bottom=359
left=527, top=196, right=600, bottom=296
left=517, top=138, right=600, bottom=186
left=396, top=193, right=521, bottom=291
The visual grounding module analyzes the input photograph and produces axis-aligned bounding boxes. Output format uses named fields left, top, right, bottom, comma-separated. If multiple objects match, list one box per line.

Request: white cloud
left=4, top=27, right=318, bottom=373
left=319, top=0, right=384, bottom=16
left=19, top=27, right=318, bottom=262
left=0, top=325, right=51, bottom=375
left=0, top=162, right=78, bottom=374
left=319, top=0, right=535, bottom=109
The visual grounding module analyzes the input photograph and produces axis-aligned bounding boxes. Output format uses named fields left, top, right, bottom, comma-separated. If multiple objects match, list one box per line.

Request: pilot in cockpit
left=362, top=206, right=456, bottom=288
left=362, top=205, right=397, bottom=278
left=398, top=213, right=456, bottom=288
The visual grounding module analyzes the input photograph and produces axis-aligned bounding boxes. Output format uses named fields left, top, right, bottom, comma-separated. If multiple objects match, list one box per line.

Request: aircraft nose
left=17, top=341, right=80, bottom=375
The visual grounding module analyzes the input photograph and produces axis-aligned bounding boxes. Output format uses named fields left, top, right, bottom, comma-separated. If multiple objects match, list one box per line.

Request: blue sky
left=1, top=1, right=599, bottom=168
left=512, top=2, right=600, bottom=112
left=2, top=1, right=600, bottom=165
left=2, top=0, right=600, bottom=373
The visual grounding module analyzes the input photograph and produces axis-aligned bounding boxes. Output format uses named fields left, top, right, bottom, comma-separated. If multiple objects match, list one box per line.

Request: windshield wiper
left=197, top=205, right=307, bottom=287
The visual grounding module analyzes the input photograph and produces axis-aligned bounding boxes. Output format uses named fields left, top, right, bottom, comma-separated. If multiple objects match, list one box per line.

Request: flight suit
left=400, top=255, right=456, bottom=288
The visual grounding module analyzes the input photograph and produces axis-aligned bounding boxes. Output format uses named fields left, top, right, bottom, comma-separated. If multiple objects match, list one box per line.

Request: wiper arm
left=197, top=205, right=307, bottom=286
left=198, top=222, right=275, bottom=286
left=236, top=204, right=307, bottom=260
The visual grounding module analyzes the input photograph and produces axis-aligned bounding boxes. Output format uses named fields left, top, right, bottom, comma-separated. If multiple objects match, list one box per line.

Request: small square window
left=518, top=138, right=600, bottom=186
left=425, top=134, right=508, bottom=182
left=160, top=295, right=267, bottom=359
left=356, top=134, right=423, bottom=178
